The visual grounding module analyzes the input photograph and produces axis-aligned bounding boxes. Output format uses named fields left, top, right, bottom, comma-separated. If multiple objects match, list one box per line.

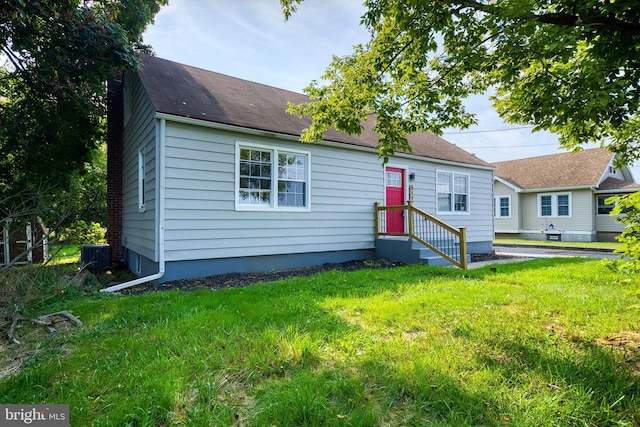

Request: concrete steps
left=375, top=238, right=469, bottom=267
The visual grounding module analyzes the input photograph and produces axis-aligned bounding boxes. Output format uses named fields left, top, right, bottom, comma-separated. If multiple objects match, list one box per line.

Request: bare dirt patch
left=597, top=332, right=640, bottom=374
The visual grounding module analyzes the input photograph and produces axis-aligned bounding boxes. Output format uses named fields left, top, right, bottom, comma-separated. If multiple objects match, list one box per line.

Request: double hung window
left=538, top=193, right=571, bottom=217
left=494, top=196, right=511, bottom=218
left=597, top=195, right=615, bottom=215
left=237, top=143, right=310, bottom=210
left=437, top=171, right=469, bottom=213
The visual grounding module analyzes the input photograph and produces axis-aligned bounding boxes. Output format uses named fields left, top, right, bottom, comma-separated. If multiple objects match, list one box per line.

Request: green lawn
left=48, top=243, right=81, bottom=264
left=1, top=258, right=639, bottom=426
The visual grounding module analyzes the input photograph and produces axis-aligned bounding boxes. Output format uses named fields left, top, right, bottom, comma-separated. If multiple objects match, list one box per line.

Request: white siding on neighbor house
left=161, top=121, right=494, bottom=262
left=493, top=181, right=519, bottom=232
left=521, top=189, right=594, bottom=233
left=122, top=73, right=157, bottom=261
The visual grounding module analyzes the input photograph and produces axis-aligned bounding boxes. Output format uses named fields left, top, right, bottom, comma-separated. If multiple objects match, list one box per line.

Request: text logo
left=1, top=405, right=69, bottom=426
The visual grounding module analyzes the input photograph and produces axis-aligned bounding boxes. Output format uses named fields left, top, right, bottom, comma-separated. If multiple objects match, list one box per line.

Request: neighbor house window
left=538, top=193, right=571, bottom=217
left=494, top=196, right=511, bottom=218
left=597, top=194, right=630, bottom=215
left=138, top=147, right=146, bottom=212
left=237, top=143, right=310, bottom=210
left=437, top=171, right=469, bottom=213
left=597, top=195, right=614, bottom=215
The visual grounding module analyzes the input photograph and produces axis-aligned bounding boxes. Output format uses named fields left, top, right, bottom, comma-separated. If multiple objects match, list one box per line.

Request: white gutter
left=101, top=118, right=167, bottom=293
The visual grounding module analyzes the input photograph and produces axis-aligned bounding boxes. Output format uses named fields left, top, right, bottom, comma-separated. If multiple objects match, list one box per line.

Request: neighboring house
left=105, top=55, right=494, bottom=285
left=492, top=148, right=640, bottom=242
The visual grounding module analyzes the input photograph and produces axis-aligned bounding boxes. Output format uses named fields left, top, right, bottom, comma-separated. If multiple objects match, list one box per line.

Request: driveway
left=493, top=244, right=620, bottom=260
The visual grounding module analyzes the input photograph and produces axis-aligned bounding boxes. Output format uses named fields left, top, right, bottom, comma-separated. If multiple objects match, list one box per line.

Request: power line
left=443, top=125, right=536, bottom=134
left=456, top=142, right=559, bottom=149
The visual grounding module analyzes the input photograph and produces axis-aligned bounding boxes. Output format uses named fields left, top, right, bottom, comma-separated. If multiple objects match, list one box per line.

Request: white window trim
left=138, top=147, right=146, bottom=212
left=436, top=170, right=471, bottom=215
left=235, top=142, right=311, bottom=212
left=537, top=192, right=572, bottom=218
left=494, top=195, right=511, bottom=218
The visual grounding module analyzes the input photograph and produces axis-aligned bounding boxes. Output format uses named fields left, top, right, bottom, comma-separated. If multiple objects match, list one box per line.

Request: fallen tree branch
left=4, top=314, right=52, bottom=345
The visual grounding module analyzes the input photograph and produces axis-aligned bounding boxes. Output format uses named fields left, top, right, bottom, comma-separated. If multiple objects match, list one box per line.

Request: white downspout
left=101, top=118, right=167, bottom=293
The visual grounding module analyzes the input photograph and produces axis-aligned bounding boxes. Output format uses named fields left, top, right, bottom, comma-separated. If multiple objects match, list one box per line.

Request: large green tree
left=0, top=0, right=165, bottom=225
left=282, top=0, right=640, bottom=164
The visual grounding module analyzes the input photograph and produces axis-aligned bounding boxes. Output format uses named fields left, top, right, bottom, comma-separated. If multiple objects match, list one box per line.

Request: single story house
left=492, top=148, right=640, bottom=242
left=105, top=55, right=495, bottom=287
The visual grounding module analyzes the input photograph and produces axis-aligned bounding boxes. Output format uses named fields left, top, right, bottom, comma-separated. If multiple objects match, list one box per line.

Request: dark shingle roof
left=136, top=55, right=491, bottom=168
left=598, top=177, right=640, bottom=191
left=492, top=148, right=624, bottom=190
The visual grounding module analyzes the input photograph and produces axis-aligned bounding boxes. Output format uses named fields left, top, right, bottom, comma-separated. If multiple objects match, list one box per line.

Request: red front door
left=385, top=167, right=405, bottom=233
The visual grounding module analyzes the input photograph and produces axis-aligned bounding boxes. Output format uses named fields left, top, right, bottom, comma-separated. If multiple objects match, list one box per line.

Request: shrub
left=60, top=220, right=106, bottom=245
left=604, top=193, right=640, bottom=298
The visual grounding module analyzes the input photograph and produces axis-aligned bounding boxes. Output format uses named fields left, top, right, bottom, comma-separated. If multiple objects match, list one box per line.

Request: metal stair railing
left=375, top=201, right=467, bottom=269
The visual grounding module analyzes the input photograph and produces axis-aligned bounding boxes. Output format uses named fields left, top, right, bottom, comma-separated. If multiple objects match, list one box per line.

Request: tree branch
left=457, top=0, right=640, bottom=36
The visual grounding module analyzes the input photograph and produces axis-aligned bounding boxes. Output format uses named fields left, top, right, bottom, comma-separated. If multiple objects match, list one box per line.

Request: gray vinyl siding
left=410, top=163, right=493, bottom=242
left=122, top=73, right=157, bottom=261
left=162, top=123, right=377, bottom=262
left=161, top=121, right=494, bottom=262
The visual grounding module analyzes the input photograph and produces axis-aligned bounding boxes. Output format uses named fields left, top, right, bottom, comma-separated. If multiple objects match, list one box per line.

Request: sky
left=142, top=0, right=625, bottom=172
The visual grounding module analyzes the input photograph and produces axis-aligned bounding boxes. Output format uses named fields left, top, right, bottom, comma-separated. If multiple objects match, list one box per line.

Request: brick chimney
left=106, top=75, right=124, bottom=263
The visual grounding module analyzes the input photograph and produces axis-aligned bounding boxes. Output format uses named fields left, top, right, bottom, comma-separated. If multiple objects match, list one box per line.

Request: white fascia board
left=155, top=113, right=494, bottom=171
left=595, top=165, right=610, bottom=187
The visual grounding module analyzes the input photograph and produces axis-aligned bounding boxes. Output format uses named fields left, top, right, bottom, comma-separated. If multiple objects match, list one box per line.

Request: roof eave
left=155, top=112, right=493, bottom=169
left=518, top=185, right=595, bottom=193
left=594, top=187, right=640, bottom=194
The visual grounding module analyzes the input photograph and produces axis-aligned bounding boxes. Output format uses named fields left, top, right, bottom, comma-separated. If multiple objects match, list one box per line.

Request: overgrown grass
left=1, top=258, right=639, bottom=426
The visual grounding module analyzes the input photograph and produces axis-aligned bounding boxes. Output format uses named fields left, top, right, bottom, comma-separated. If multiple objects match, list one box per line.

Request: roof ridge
left=491, top=147, right=612, bottom=166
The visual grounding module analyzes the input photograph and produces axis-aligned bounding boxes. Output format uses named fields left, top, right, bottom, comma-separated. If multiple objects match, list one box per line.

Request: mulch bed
left=119, top=258, right=405, bottom=295
left=116, top=252, right=509, bottom=295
